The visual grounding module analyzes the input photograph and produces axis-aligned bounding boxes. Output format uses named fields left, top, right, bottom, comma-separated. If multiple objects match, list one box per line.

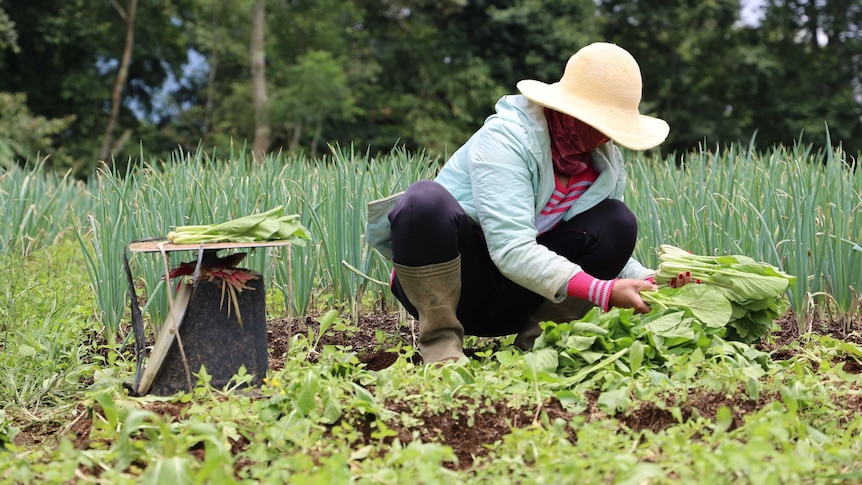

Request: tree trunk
left=202, top=6, right=219, bottom=136
left=204, top=50, right=217, bottom=135
left=251, top=0, right=270, bottom=162
left=310, top=118, right=322, bottom=158
left=99, top=0, right=138, bottom=163
left=289, top=123, right=303, bottom=153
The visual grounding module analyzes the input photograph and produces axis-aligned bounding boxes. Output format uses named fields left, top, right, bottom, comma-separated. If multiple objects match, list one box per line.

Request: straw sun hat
left=517, top=42, right=669, bottom=150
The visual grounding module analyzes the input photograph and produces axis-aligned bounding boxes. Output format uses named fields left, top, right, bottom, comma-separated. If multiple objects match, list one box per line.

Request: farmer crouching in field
left=366, top=42, right=687, bottom=363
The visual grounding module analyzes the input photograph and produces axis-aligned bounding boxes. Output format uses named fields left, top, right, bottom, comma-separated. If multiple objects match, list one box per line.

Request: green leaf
left=642, top=285, right=732, bottom=329
left=629, top=340, right=644, bottom=375
left=570, top=321, right=609, bottom=335
left=597, top=387, right=631, bottom=414
left=615, top=463, right=666, bottom=485
left=525, top=347, right=559, bottom=375
left=296, top=372, right=319, bottom=415
left=745, top=377, right=761, bottom=401
left=317, top=309, right=340, bottom=336
left=643, top=312, right=686, bottom=335
left=578, top=350, right=606, bottom=365
left=17, top=344, right=36, bottom=357
left=562, top=335, right=596, bottom=351
left=140, top=456, right=192, bottom=485
left=351, top=383, right=376, bottom=406
left=554, top=348, right=629, bottom=389
left=349, top=445, right=373, bottom=461
left=714, top=406, right=733, bottom=433
left=321, top=392, right=343, bottom=424
left=711, top=269, right=790, bottom=301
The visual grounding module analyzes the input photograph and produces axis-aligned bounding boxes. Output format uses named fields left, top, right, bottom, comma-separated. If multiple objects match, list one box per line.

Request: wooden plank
left=128, top=239, right=296, bottom=253
left=136, top=283, right=193, bottom=395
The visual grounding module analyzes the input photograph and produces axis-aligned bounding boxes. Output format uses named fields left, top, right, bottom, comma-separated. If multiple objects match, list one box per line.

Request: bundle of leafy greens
left=528, top=246, right=793, bottom=391
left=166, top=205, right=311, bottom=245
left=531, top=285, right=736, bottom=387
left=653, top=244, right=796, bottom=343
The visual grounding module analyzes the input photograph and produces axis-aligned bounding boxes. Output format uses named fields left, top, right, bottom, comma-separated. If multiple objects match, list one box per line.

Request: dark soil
left=12, top=310, right=862, bottom=473
left=259, top=309, right=862, bottom=470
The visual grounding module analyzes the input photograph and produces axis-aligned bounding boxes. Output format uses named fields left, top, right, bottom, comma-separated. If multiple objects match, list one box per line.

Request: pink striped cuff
left=567, top=271, right=615, bottom=311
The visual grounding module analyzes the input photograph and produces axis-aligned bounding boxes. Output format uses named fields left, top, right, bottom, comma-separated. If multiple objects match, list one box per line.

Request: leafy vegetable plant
left=654, top=245, right=796, bottom=342
left=167, top=205, right=311, bottom=245
left=531, top=246, right=795, bottom=388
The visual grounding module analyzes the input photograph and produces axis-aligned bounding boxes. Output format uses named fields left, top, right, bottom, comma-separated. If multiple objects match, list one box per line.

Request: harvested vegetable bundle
left=527, top=246, right=794, bottom=391
left=167, top=205, right=311, bottom=245
left=168, top=253, right=259, bottom=328
left=653, top=245, right=796, bottom=343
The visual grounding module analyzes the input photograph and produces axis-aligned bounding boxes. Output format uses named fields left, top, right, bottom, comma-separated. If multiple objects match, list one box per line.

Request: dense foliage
left=2, top=221, right=862, bottom=483
left=0, top=144, right=860, bottom=482
left=1, top=0, right=861, bottom=174
left=2, top=143, right=858, bottom=338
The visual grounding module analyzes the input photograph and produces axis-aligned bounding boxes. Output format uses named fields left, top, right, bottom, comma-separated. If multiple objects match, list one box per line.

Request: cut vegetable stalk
left=167, top=205, right=311, bottom=246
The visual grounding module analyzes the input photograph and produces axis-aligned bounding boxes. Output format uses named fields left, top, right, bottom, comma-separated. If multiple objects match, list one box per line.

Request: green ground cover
left=1, top=144, right=861, bottom=483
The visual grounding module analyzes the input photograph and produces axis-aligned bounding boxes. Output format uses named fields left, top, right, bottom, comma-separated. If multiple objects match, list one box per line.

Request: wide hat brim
left=518, top=79, right=669, bottom=151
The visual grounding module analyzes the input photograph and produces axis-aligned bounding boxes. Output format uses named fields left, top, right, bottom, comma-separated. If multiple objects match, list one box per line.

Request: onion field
left=1, top=143, right=861, bottom=484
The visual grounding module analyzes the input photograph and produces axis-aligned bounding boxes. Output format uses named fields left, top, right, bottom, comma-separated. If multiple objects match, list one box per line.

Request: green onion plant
left=0, top=136, right=850, bottom=339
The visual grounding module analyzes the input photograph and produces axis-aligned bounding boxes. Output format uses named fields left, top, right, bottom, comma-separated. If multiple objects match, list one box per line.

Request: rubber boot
left=514, top=297, right=595, bottom=351
left=393, top=256, right=466, bottom=363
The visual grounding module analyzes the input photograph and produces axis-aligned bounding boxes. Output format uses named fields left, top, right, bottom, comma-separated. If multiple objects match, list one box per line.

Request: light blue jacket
left=366, top=94, right=653, bottom=302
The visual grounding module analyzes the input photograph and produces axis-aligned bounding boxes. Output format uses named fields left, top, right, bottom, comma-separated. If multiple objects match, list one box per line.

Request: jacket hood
left=492, top=95, right=548, bottom=167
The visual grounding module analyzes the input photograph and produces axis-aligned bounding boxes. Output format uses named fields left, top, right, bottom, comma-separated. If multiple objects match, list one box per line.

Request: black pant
left=388, top=180, right=637, bottom=337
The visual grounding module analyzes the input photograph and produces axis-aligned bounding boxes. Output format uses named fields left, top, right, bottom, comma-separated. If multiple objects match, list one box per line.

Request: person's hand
left=609, top=278, right=656, bottom=314
left=668, top=271, right=694, bottom=288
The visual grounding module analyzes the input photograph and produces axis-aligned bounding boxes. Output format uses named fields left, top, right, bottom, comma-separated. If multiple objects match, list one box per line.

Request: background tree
left=0, top=3, right=77, bottom=168
left=250, top=0, right=270, bottom=162
left=168, top=0, right=255, bottom=157
left=160, top=0, right=367, bottom=160
left=0, top=1, right=16, bottom=52
left=348, top=0, right=601, bottom=155
left=0, top=92, right=74, bottom=168
left=0, top=0, right=193, bottom=174
left=265, top=0, right=367, bottom=157
left=1, top=0, right=861, bottom=173
left=270, top=51, right=360, bottom=157
left=598, top=0, right=751, bottom=155
left=598, top=0, right=862, bottom=156
left=99, top=0, right=138, bottom=163
left=751, top=0, right=862, bottom=153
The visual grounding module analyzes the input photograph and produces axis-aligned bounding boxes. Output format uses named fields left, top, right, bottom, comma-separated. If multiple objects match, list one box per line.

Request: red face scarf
left=545, top=108, right=611, bottom=176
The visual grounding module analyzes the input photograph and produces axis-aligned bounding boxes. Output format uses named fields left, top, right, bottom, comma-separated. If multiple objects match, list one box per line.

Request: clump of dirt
left=267, top=311, right=414, bottom=371
left=618, top=385, right=777, bottom=435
